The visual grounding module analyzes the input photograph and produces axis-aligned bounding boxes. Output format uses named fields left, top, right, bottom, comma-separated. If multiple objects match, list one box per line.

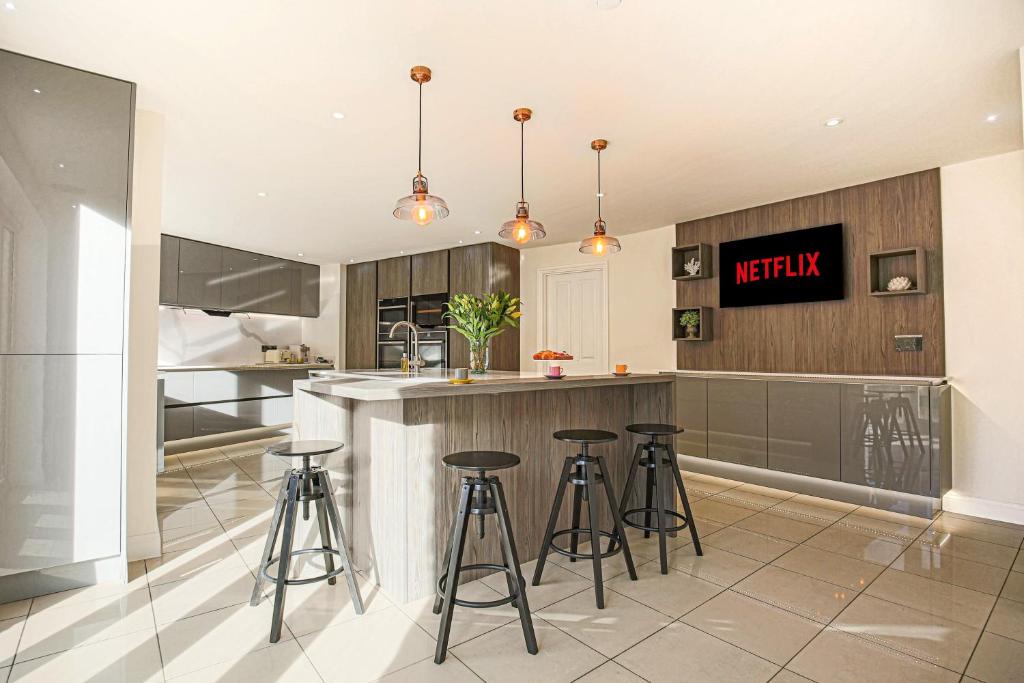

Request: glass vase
left=468, top=340, right=490, bottom=374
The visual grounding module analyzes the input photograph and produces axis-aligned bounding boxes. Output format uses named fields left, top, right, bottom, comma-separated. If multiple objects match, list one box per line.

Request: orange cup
left=615, top=363, right=628, bottom=374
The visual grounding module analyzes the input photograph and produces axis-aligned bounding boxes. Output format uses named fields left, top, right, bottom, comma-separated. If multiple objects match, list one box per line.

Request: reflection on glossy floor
left=1, top=441, right=1023, bottom=682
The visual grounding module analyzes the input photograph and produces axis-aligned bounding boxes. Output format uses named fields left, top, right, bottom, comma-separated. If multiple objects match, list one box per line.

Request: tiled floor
left=1, top=443, right=1023, bottom=682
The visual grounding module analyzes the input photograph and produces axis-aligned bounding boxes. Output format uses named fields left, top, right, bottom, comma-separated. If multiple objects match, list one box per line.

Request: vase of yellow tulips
left=444, top=292, right=522, bottom=374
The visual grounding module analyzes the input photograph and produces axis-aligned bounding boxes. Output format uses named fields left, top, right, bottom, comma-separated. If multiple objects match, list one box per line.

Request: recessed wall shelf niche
left=869, top=247, right=926, bottom=296
left=672, top=243, right=712, bottom=280
left=672, top=306, right=712, bottom=342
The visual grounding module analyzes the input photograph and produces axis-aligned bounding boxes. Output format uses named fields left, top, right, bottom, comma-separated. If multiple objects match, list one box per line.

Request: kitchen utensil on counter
left=264, top=347, right=283, bottom=363
left=454, top=368, right=469, bottom=381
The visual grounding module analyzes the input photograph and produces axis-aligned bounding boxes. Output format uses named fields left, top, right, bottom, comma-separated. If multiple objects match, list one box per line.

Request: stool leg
left=651, top=453, right=669, bottom=574
left=568, top=467, right=583, bottom=563
left=612, top=443, right=644, bottom=552
left=643, top=455, right=655, bottom=539
left=491, top=478, right=538, bottom=655
left=584, top=457, right=606, bottom=608
left=301, top=455, right=312, bottom=521
left=270, top=475, right=299, bottom=643
left=319, top=470, right=364, bottom=614
left=664, top=444, right=702, bottom=555
left=532, top=456, right=574, bottom=586
left=312, top=473, right=337, bottom=586
left=596, top=454, right=638, bottom=582
left=433, top=492, right=462, bottom=615
left=435, top=480, right=472, bottom=665
left=475, top=485, right=487, bottom=540
left=250, top=472, right=290, bottom=606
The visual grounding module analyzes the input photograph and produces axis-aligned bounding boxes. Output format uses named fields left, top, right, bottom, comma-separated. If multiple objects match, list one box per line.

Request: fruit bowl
left=532, top=349, right=574, bottom=361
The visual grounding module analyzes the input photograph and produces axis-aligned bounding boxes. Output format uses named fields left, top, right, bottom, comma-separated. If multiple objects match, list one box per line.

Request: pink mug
left=548, top=365, right=562, bottom=377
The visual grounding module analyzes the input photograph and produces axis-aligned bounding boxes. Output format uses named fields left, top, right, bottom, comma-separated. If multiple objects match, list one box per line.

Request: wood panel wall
left=676, top=169, right=944, bottom=376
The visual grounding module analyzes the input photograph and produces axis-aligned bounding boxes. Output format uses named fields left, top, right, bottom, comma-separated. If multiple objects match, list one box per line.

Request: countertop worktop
left=664, top=369, right=947, bottom=386
left=158, top=362, right=335, bottom=373
left=297, top=369, right=671, bottom=401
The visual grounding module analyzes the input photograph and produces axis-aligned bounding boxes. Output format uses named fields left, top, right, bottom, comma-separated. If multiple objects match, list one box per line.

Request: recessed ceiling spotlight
left=57, top=162, right=65, bottom=168
left=474, top=230, right=481, bottom=235
left=31, top=88, right=41, bottom=94
left=596, top=0, right=622, bottom=8
left=256, top=191, right=267, bottom=197
left=296, top=252, right=304, bottom=257
left=71, top=204, right=78, bottom=209
left=349, top=258, right=354, bottom=263
left=332, top=112, right=345, bottom=120
left=985, top=114, right=999, bottom=123
left=458, top=240, right=464, bottom=244
left=824, top=117, right=844, bottom=128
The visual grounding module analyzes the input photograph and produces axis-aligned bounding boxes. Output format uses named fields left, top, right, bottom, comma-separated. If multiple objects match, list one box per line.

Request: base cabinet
left=768, top=381, right=840, bottom=480
left=675, top=377, right=708, bottom=457
left=707, top=379, right=767, bottom=467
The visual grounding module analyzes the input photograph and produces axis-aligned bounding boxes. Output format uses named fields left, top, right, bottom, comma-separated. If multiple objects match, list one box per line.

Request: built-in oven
left=377, top=297, right=409, bottom=370
left=417, top=329, right=448, bottom=369
left=377, top=340, right=408, bottom=370
left=411, top=293, right=448, bottom=329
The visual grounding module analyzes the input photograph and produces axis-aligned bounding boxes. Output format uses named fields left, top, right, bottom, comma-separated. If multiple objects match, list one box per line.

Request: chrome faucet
left=388, top=321, right=425, bottom=373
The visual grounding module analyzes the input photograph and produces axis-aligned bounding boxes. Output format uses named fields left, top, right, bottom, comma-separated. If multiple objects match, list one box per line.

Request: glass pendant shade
left=499, top=107, right=546, bottom=244
left=499, top=201, right=546, bottom=244
left=393, top=174, right=449, bottom=226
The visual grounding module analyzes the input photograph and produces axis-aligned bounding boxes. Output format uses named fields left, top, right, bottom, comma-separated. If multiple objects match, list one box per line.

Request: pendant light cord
left=596, top=149, right=602, bottom=221
left=417, top=82, right=423, bottom=174
left=520, top=120, right=526, bottom=203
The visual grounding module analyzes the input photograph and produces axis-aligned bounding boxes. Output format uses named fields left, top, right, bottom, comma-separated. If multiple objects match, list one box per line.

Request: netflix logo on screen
left=718, top=224, right=844, bottom=308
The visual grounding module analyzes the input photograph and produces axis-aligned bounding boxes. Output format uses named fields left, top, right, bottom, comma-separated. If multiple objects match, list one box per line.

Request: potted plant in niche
left=444, top=292, right=522, bottom=373
left=678, top=309, right=701, bottom=339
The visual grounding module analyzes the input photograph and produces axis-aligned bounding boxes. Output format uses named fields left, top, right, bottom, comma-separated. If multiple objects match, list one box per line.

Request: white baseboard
left=942, top=491, right=1024, bottom=526
left=127, top=531, right=161, bottom=562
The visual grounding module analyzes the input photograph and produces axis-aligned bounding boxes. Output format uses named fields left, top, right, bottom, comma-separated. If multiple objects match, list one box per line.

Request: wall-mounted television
left=719, top=223, right=844, bottom=308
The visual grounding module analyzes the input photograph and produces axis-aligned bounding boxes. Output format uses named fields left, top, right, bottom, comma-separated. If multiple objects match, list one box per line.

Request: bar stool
left=433, top=451, right=537, bottom=665
left=249, top=440, right=363, bottom=643
left=533, top=429, right=637, bottom=609
left=618, top=424, right=702, bottom=574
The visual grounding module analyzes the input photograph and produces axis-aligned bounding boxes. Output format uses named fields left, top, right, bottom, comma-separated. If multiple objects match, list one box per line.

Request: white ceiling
left=2, top=1, right=1022, bottom=264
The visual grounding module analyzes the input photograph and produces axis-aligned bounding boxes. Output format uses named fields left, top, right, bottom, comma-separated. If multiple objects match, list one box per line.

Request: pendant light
left=579, top=139, right=621, bottom=255
left=498, top=107, right=546, bottom=244
left=393, top=65, right=449, bottom=226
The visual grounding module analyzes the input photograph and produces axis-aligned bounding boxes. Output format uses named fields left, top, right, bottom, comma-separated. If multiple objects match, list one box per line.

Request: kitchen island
left=292, top=369, right=674, bottom=603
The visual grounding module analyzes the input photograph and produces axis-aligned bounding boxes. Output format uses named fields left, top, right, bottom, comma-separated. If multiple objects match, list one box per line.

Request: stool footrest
left=549, top=528, right=623, bottom=560
left=437, top=563, right=524, bottom=608
left=261, top=547, right=346, bottom=587
left=622, top=508, right=690, bottom=534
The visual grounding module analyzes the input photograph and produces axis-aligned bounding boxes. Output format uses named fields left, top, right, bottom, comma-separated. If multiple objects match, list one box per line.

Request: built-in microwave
left=411, top=293, right=448, bottom=329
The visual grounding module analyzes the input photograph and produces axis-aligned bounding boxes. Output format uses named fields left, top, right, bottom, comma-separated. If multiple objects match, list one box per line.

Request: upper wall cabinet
left=411, top=250, right=448, bottom=296
left=0, top=49, right=133, bottom=355
left=377, top=256, right=411, bottom=300
left=161, top=235, right=320, bottom=317
left=177, top=240, right=224, bottom=310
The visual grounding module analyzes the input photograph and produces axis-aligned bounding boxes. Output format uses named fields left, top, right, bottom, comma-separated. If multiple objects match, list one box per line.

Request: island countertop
left=296, top=369, right=672, bottom=401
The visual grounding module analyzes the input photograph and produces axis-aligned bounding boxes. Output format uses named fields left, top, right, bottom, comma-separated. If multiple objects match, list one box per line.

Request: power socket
left=895, top=335, right=923, bottom=352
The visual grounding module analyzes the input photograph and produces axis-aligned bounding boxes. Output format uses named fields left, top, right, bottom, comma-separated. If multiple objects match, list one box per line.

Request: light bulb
left=513, top=220, right=530, bottom=244
left=594, top=237, right=605, bottom=255
left=413, top=201, right=435, bottom=226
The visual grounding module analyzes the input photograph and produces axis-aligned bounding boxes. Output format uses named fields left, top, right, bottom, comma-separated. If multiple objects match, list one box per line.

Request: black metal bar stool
left=533, top=429, right=637, bottom=609
left=617, top=424, right=702, bottom=574
left=433, top=451, right=537, bottom=664
left=249, top=440, right=363, bottom=642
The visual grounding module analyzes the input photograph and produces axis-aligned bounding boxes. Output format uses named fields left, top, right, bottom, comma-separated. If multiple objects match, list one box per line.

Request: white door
left=537, top=264, right=608, bottom=375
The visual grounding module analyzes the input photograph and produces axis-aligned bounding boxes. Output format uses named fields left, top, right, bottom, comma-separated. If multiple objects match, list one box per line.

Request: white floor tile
left=7, top=629, right=163, bottom=683
left=166, top=639, right=320, bottom=682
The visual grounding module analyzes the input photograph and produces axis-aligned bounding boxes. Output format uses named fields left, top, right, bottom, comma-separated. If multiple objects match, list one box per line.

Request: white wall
left=125, top=110, right=164, bottom=561
left=301, top=263, right=343, bottom=366
left=519, top=225, right=676, bottom=373
left=941, top=149, right=1024, bottom=524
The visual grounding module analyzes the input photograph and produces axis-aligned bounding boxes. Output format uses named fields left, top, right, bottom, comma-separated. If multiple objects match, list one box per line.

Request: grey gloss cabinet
left=767, top=381, right=840, bottom=480
left=258, top=256, right=292, bottom=315
left=840, top=384, right=933, bottom=497
left=707, top=379, right=767, bottom=467
left=300, top=263, right=320, bottom=317
left=221, top=248, right=261, bottom=311
left=675, top=377, right=708, bottom=457
left=159, top=235, right=180, bottom=305
left=177, top=240, right=224, bottom=309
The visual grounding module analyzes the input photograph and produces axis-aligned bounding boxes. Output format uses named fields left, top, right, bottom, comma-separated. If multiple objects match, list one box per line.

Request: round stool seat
left=553, top=429, right=618, bottom=444
left=267, top=440, right=343, bottom=458
left=442, top=450, right=520, bottom=473
left=626, top=423, right=683, bottom=436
